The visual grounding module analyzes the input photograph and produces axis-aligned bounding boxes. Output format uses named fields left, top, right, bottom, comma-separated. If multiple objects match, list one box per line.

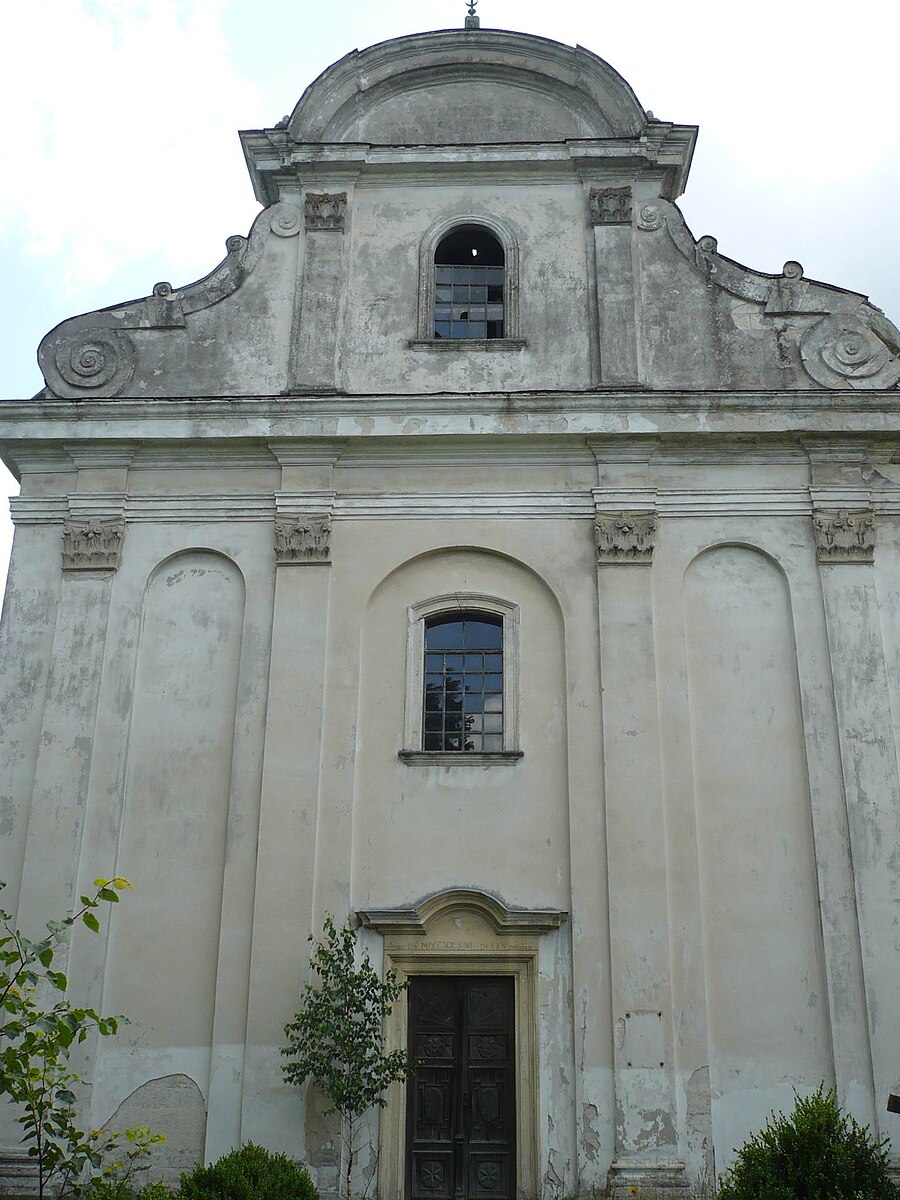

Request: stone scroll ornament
left=594, top=511, right=658, bottom=563
left=304, top=192, right=347, bottom=232
left=801, top=314, right=900, bottom=389
left=589, top=187, right=633, bottom=226
left=274, top=516, right=331, bottom=564
left=62, top=519, right=125, bottom=571
left=40, top=328, right=136, bottom=399
left=813, top=509, right=876, bottom=564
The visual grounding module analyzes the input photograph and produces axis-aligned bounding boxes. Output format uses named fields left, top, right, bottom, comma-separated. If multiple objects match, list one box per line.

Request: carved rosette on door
left=407, top=978, right=515, bottom=1200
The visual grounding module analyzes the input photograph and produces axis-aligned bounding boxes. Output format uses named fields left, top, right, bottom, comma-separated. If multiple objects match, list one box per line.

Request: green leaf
left=82, top=913, right=100, bottom=935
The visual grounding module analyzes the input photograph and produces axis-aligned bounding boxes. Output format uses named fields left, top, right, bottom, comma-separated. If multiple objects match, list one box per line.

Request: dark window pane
left=486, top=267, right=504, bottom=285
left=423, top=611, right=504, bottom=751
left=471, top=268, right=486, bottom=284
left=424, top=732, right=442, bottom=750
left=487, top=285, right=503, bottom=302
left=464, top=620, right=502, bottom=649
left=451, top=286, right=469, bottom=302
left=427, top=619, right=464, bottom=648
left=434, top=321, right=450, bottom=338
left=487, top=320, right=504, bottom=338
left=452, top=267, right=470, bottom=283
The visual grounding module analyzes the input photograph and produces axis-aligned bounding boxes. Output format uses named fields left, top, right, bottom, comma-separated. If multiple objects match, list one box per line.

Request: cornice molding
left=17, top=487, right=891, bottom=526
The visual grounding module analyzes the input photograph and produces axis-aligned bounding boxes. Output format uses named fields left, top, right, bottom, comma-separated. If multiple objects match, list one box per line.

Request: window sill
left=407, top=338, right=527, bottom=352
left=399, top=750, right=523, bottom=765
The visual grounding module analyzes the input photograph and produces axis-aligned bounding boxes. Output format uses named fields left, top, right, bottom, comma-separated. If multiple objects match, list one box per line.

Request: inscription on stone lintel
left=415, top=940, right=529, bottom=952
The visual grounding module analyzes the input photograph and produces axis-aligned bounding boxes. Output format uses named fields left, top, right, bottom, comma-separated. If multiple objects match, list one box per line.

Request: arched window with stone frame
left=400, top=594, right=521, bottom=757
left=412, top=216, right=523, bottom=347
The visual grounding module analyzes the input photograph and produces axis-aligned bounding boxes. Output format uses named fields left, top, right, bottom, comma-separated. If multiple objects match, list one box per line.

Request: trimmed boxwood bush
left=718, top=1085, right=896, bottom=1200
left=176, top=1143, right=317, bottom=1200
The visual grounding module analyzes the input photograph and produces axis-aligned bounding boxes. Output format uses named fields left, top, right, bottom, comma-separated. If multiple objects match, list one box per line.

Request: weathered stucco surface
left=1, top=21, right=899, bottom=1200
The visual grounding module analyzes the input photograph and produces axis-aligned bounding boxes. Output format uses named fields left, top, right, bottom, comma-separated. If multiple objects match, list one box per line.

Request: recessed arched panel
left=105, top=551, right=245, bottom=1080
left=355, top=547, right=568, bottom=911
left=683, top=545, right=832, bottom=1167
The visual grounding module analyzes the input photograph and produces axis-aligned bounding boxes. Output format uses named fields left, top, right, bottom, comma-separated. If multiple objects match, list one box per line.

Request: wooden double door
left=406, top=976, right=516, bottom=1200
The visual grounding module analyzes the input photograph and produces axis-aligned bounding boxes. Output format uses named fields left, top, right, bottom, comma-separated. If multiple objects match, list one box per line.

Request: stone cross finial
left=465, top=0, right=480, bottom=28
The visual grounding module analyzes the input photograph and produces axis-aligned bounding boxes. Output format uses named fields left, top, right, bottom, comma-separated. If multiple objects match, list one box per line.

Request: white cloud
left=0, top=0, right=261, bottom=296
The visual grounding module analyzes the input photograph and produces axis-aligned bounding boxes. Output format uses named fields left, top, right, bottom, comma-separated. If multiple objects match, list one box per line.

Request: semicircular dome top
left=288, top=29, right=647, bottom=144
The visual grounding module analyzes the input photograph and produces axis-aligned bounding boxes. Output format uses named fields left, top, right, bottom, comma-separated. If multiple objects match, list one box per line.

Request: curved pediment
left=288, top=29, right=646, bottom=144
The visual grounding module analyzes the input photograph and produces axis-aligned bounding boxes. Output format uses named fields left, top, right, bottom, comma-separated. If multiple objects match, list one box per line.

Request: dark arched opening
left=433, top=226, right=505, bottom=339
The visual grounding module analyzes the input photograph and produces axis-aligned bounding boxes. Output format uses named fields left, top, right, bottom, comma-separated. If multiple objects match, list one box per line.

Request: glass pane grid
left=434, top=266, right=504, bottom=340
left=423, top=617, right=504, bottom=752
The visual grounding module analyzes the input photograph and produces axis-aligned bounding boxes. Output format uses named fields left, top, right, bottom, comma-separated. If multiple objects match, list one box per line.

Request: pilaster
left=812, top=497, right=900, bottom=1142
left=240, top=446, right=339, bottom=1151
left=588, top=186, right=640, bottom=385
left=15, top=491, right=125, bottom=932
left=288, top=192, right=349, bottom=392
left=591, top=441, right=685, bottom=1196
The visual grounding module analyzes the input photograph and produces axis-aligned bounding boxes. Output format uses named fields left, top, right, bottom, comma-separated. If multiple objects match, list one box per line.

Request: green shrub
left=717, top=1085, right=896, bottom=1200
left=138, top=1185, right=172, bottom=1200
left=176, top=1143, right=317, bottom=1200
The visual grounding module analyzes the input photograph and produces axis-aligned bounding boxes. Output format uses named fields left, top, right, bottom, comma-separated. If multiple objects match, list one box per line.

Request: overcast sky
left=1, top=0, right=898, bottom=597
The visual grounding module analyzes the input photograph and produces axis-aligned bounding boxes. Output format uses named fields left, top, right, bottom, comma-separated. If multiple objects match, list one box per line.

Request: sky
left=1, top=0, right=898, bottom=597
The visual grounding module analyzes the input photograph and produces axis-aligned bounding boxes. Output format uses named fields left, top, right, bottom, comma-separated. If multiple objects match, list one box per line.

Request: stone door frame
left=358, top=889, right=566, bottom=1200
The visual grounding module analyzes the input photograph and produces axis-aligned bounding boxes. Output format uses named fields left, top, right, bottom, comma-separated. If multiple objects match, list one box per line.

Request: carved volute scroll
left=801, top=315, right=900, bottom=390
left=62, top=519, right=125, bottom=571
left=813, top=509, right=876, bottom=564
left=304, top=192, right=347, bottom=232
left=41, top=329, right=137, bottom=399
left=590, top=187, right=633, bottom=226
left=595, top=511, right=658, bottom=564
left=274, top=515, right=331, bottom=564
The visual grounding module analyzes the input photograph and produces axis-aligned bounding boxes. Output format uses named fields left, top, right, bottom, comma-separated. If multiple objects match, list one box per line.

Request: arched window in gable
left=412, top=216, right=522, bottom=348
left=433, top=226, right=505, bottom=340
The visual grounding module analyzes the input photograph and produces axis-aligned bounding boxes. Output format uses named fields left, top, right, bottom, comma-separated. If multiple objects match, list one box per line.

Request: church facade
left=1, top=20, right=899, bottom=1199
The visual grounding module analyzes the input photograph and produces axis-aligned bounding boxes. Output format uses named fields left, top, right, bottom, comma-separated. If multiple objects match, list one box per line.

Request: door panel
left=407, top=977, right=515, bottom=1200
